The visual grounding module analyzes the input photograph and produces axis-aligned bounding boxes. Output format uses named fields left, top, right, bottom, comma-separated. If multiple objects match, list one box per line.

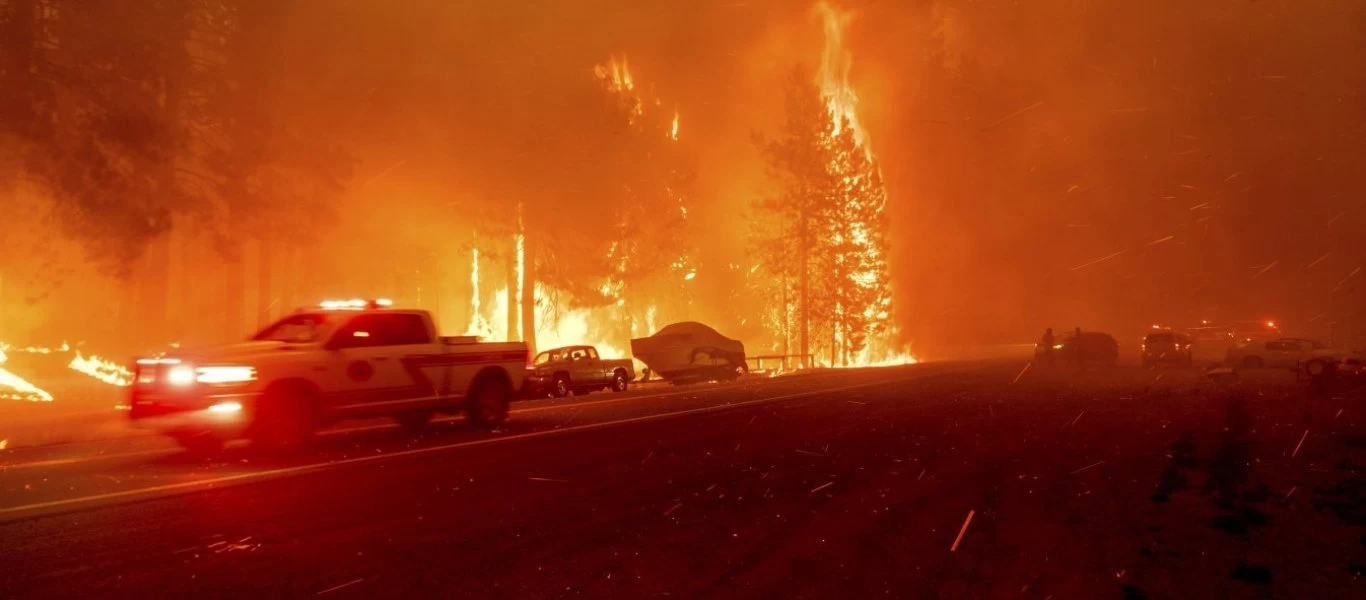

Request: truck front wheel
left=172, top=431, right=225, bottom=454
left=251, top=384, right=318, bottom=449
left=468, top=376, right=510, bottom=429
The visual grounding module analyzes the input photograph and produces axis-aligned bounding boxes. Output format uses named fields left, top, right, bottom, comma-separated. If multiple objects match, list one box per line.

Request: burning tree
left=753, top=66, right=891, bottom=367
left=460, top=55, right=695, bottom=356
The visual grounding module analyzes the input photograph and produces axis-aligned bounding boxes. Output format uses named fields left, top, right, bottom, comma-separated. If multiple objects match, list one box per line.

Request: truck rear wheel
left=611, top=369, right=629, bottom=393
left=1304, top=359, right=1334, bottom=378
left=468, top=376, right=510, bottom=429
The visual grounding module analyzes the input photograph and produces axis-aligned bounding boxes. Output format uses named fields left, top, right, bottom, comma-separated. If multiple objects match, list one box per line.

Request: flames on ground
left=0, top=341, right=133, bottom=402
left=68, top=352, right=135, bottom=387
left=0, top=346, right=54, bottom=402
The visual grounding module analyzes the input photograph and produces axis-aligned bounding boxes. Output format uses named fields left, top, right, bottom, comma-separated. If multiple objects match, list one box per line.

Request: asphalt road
left=2, top=361, right=1363, bottom=598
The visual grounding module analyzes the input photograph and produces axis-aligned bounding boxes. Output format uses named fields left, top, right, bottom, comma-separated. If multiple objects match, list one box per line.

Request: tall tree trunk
left=166, top=217, right=185, bottom=341
left=2, top=0, right=37, bottom=130
left=505, top=238, right=519, bottom=341
left=521, top=233, right=537, bottom=356
left=831, top=321, right=837, bottom=368
left=224, top=251, right=245, bottom=340
left=798, top=213, right=810, bottom=368
left=0, top=269, right=7, bottom=335
left=781, top=273, right=790, bottom=369
left=256, top=237, right=273, bottom=327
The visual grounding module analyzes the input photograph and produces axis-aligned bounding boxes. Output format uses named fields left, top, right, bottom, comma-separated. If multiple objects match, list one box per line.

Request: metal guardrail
left=746, top=354, right=813, bottom=371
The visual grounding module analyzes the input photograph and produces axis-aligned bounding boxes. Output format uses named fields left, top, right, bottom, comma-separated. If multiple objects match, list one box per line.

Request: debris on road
left=810, top=481, right=834, bottom=494
left=1070, top=460, right=1106, bottom=475
left=950, top=510, right=976, bottom=552
left=1282, top=486, right=1297, bottom=503
left=317, top=578, right=365, bottom=595
left=1291, top=429, right=1309, bottom=458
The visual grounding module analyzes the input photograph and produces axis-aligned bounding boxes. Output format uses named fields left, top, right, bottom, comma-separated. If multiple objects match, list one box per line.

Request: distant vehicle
left=1226, top=337, right=1339, bottom=370
left=1299, top=349, right=1364, bottom=377
left=1184, top=327, right=1237, bottom=366
left=1186, top=321, right=1283, bottom=365
left=129, top=299, right=528, bottom=451
left=524, top=345, right=635, bottom=398
left=630, top=322, right=747, bottom=384
left=1036, top=331, right=1119, bottom=366
left=1141, top=330, right=1192, bottom=367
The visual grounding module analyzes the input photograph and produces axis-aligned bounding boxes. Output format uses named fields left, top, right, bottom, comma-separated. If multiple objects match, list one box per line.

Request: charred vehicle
left=630, top=322, right=747, bottom=385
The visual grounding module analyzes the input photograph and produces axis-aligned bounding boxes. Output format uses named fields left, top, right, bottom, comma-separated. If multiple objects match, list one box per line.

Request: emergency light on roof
left=319, top=298, right=394, bottom=310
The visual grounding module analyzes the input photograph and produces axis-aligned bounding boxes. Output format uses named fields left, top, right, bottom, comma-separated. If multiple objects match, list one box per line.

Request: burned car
left=630, top=322, right=747, bottom=384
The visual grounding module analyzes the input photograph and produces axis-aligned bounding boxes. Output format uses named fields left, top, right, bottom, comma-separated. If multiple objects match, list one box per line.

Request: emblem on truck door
left=346, top=360, right=375, bottom=382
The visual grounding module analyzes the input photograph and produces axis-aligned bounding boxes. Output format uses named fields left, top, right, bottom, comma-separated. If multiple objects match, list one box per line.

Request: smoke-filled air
left=3, top=0, right=1365, bottom=381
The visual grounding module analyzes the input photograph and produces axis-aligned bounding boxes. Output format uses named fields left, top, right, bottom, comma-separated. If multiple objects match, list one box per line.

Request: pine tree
left=754, top=68, right=891, bottom=367
left=754, top=66, right=839, bottom=367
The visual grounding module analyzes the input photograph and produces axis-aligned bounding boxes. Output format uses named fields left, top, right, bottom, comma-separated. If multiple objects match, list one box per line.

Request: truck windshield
left=252, top=312, right=337, bottom=343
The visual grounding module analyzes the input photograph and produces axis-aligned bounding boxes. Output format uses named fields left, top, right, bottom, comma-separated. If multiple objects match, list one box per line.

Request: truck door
left=583, top=347, right=608, bottom=384
left=325, top=312, right=440, bottom=415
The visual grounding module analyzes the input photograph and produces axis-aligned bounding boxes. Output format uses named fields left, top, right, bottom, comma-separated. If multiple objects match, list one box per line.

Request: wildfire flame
left=815, top=1, right=914, bottom=368
left=465, top=247, right=495, bottom=338
left=68, top=352, right=134, bottom=387
left=670, top=109, right=680, bottom=141
left=594, top=55, right=644, bottom=121
left=594, top=55, right=635, bottom=93
left=816, top=1, right=867, bottom=147
left=470, top=285, right=632, bottom=361
left=0, top=346, right=55, bottom=402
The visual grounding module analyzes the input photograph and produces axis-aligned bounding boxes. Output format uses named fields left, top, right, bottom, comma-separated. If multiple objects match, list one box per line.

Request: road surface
left=2, top=361, right=1363, bottom=598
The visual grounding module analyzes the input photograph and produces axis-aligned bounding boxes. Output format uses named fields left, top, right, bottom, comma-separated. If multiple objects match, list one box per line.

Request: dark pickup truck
left=524, top=345, right=635, bottom=398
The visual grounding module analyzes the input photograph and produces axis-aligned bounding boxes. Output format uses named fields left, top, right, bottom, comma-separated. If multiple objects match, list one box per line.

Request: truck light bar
left=319, top=298, right=394, bottom=310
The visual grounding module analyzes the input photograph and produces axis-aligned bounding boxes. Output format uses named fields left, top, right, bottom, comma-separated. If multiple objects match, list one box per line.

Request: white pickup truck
left=129, top=299, right=528, bottom=451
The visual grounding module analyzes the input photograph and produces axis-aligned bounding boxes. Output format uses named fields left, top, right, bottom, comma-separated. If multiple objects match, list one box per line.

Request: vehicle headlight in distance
left=196, top=366, right=257, bottom=384
left=166, top=365, right=196, bottom=386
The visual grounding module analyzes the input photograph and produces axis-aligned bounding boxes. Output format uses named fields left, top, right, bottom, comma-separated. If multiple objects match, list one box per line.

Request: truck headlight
left=196, top=366, right=257, bottom=384
left=166, top=365, right=196, bottom=386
